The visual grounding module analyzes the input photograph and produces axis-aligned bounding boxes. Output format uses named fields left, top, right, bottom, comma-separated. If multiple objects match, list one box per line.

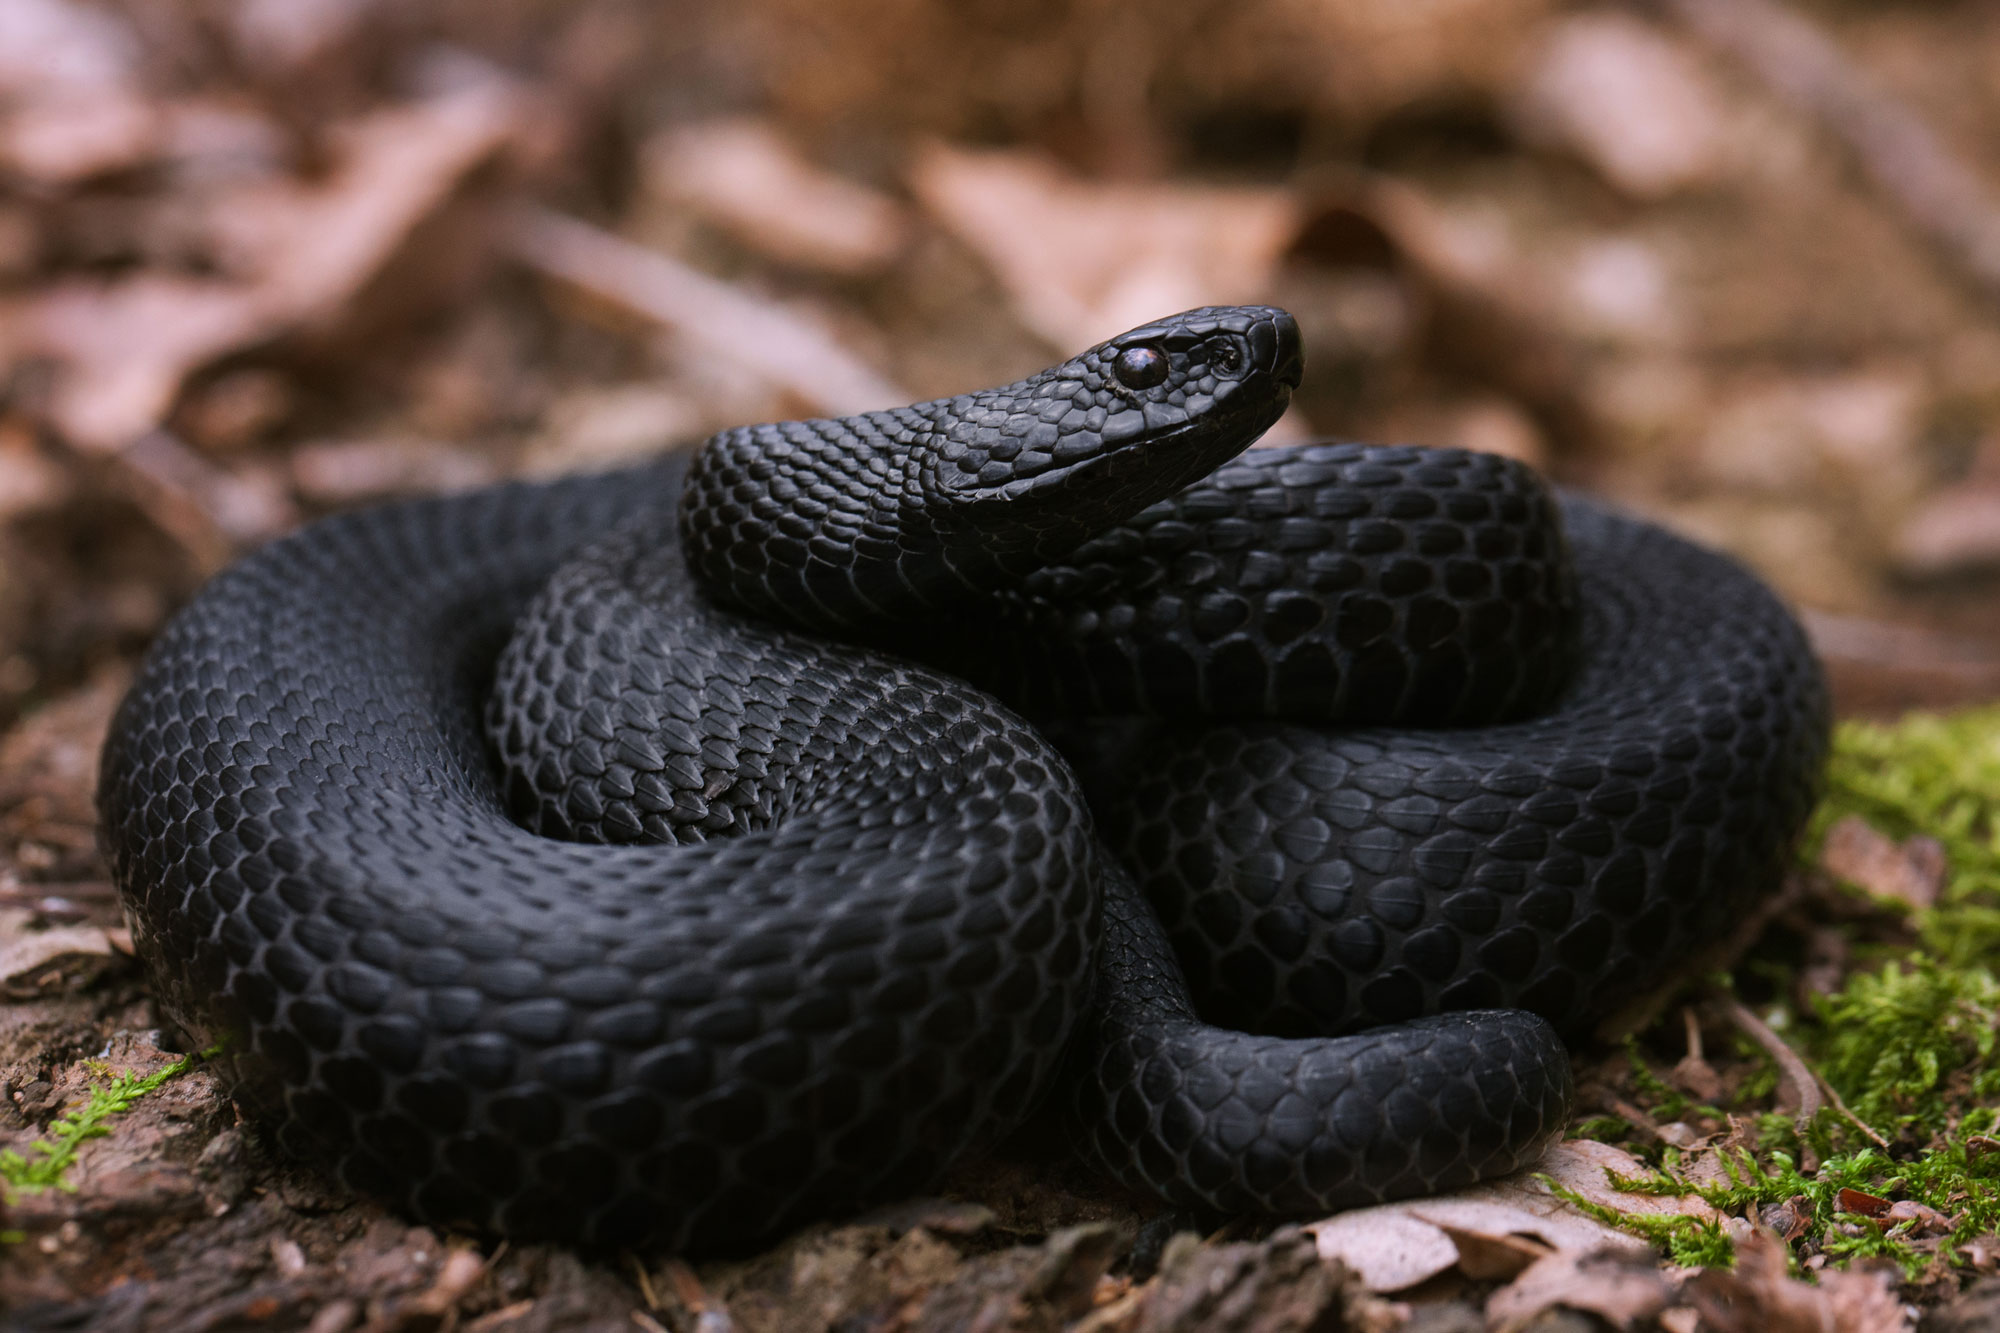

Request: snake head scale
left=680, top=305, right=1302, bottom=630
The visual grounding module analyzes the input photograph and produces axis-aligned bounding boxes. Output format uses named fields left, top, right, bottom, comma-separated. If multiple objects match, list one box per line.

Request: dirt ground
left=3, top=0, right=2000, bottom=1329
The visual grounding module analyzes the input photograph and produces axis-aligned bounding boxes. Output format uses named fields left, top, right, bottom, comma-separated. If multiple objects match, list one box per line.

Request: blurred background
left=2, top=0, right=2000, bottom=754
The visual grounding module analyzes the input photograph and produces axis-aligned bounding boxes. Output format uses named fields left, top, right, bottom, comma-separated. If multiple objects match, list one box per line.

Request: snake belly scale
left=99, top=306, right=1828, bottom=1250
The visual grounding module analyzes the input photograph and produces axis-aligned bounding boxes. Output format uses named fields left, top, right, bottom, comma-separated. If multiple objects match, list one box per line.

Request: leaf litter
left=0, top=0, right=1998, bottom=1327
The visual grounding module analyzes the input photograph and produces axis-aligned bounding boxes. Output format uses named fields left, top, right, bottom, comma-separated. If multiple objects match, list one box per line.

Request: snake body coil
left=100, top=307, right=1827, bottom=1250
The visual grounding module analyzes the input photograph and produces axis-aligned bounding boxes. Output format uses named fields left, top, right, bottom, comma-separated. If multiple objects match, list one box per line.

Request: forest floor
left=3, top=0, right=2000, bottom=1329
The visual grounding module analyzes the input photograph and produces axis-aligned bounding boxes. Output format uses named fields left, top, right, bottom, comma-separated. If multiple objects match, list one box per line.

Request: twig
left=1651, top=0, right=2000, bottom=308
left=1709, top=994, right=1889, bottom=1147
left=502, top=204, right=907, bottom=418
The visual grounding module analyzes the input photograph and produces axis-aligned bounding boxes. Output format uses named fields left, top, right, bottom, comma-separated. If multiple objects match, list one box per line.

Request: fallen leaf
left=522, top=384, right=704, bottom=476
left=206, top=81, right=522, bottom=337
left=0, top=916, right=122, bottom=998
left=1928, top=1277, right=2000, bottom=1333
left=643, top=118, right=909, bottom=277
left=4, top=276, right=275, bottom=456
left=1306, top=1140, right=1716, bottom=1291
left=1692, top=369, right=1926, bottom=501
left=1837, top=1187, right=1892, bottom=1220
left=1487, top=1249, right=1674, bottom=1333
left=4, top=80, right=521, bottom=453
left=1134, top=1228, right=1355, bottom=1333
left=176, top=369, right=295, bottom=454
left=909, top=143, right=1299, bottom=350
left=1893, top=484, right=2000, bottom=580
left=229, top=0, right=383, bottom=71
left=0, top=0, right=139, bottom=104
left=1683, top=1229, right=1912, bottom=1332
left=0, top=92, right=158, bottom=184
left=1430, top=1222, right=1552, bottom=1281
left=504, top=205, right=905, bottom=418
left=1883, top=1200, right=1952, bottom=1238
left=1513, top=12, right=1729, bottom=199
left=0, top=421, right=69, bottom=520
left=1820, top=814, right=1947, bottom=910
left=290, top=438, right=498, bottom=506
left=1760, top=1195, right=1813, bottom=1243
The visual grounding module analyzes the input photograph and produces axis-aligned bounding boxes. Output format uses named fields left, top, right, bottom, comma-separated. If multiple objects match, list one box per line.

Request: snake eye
left=1112, top=345, right=1169, bottom=390
left=1208, top=338, right=1245, bottom=375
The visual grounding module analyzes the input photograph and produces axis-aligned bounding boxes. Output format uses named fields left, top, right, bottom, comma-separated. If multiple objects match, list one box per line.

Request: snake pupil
left=1113, top=345, right=1169, bottom=389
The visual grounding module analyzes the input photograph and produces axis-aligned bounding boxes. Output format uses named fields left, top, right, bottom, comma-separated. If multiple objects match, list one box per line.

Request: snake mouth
left=988, top=390, right=1289, bottom=504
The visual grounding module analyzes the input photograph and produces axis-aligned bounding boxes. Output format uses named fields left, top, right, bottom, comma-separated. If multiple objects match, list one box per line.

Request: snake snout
left=1256, top=308, right=1303, bottom=389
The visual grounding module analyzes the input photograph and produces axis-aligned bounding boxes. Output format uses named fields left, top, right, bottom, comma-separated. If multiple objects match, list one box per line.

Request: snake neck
left=677, top=305, right=1303, bottom=634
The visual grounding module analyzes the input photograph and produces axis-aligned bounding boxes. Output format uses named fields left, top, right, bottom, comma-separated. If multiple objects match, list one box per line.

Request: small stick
left=1710, top=994, right=1889, bottom=1147
left=1652, top=0, right=2000, bottom=308
left=1682, top=1005, right=1704, bottom=1065
left=503, top=205, right=907, bottom=418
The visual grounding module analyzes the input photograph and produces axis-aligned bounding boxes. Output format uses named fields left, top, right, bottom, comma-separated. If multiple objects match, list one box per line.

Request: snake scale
left=99, top=306, right=1829, bottom=1251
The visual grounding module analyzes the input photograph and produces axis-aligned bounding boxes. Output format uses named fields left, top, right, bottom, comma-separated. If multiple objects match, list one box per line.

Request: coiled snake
left=100, top=306, right=1828, bottom=1251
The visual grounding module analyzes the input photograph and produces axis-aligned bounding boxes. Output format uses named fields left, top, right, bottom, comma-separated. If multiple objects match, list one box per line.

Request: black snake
left=99, top=305, right=1828, bottom=1251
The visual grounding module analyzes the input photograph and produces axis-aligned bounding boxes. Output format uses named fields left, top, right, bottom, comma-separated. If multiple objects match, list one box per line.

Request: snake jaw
left=945, top=305, right=1301, bottom=518
left=680, top=305, right=1300, bottom=626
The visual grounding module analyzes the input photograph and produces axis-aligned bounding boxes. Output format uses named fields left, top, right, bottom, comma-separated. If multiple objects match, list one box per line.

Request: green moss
left=1812, top=705, right=2000, bottom=964
left=1539, top=1173, right=1738, bottom=1268
left=1620, top=1035, right=1724, bottom=1126
left=1813, top=956, right=2000, bottom=1133
left=1567, top=705, right=2000, bottom=1274
left=0, top=1052, right=205, bottom=1200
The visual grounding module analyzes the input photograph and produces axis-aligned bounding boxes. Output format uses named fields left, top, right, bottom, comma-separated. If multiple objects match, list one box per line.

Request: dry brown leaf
left=1513, top=12, right=1729, bottom=199
left=229, top=0, right=383, bottom=72
left=115, top=431, right=297, bottom=567
left=6, top=276, right=275, bottom=455
left=1836, top=1187, right=1892, bottom=1220
left=1803, top=610, right=2000, bottom=717
left=1882, top=1200, right=1952, bottom=1238
left=1684, top=1229, right=1912, bottom=1332
left=521, top=384, right=705, bottom=477
left=3, top=81, right=521, bottom=454
left=1344, top=178, right=1593, bottom=449
left=0, top=421, right=69, bottom=521
left=177, top=369, right=296, bottom=454
left=1893, top=484, right=2000, bottom=580
left=1429, top=1221, right=1551, bottom=1281
left=0, top=93, right=157, bottom=184
left=1692, top=370, right=1926, bottom=502
left=0, top=0, right=138, bottom=104
left=1306, top=1140, right=1716, bottom=1291
left=206, top=83, right=521, bottom=336
left=643, top=118, right=909, bottom=277
left=0, top=915, right=121, bottom=998
left=0, top=666, right=128, bottom=837
left=909, top=143, right=1299, bottom=350
left=1820, top=814, right=1946, bottom=910
left=1486, top=1249, right=1674, bottom=1333
left=0, top=1, right=152, bottom=183
left=505, top=206, right=905, bottom=417
left=290, top=438, right=498, bottom=506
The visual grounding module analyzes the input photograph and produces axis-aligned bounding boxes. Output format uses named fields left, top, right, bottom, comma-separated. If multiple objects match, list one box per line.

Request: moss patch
left=1, top=1051, right=206, bottom=1204
left=1578, top=704, right=2000, bottom=1282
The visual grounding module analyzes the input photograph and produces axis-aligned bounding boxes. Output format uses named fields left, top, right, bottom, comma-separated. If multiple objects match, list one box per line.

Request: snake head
left=681, top=305, right=1301, bottom=630
left=931, top=305, right=1303, bottom=535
